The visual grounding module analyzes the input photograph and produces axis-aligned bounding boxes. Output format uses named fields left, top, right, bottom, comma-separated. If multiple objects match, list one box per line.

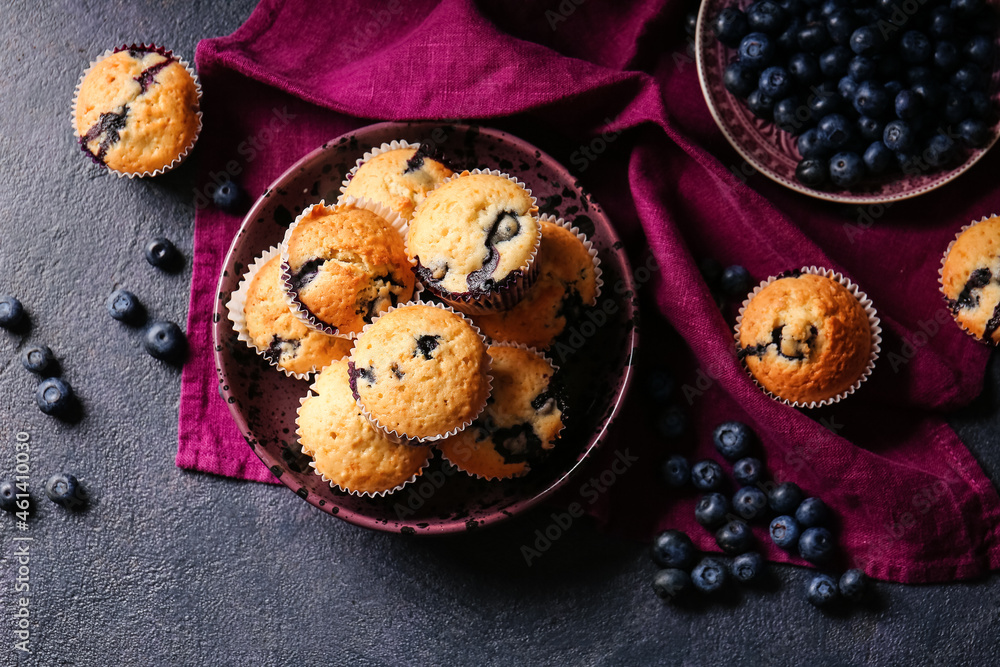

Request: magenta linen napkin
left=178, top=0, right=1000, bottom=581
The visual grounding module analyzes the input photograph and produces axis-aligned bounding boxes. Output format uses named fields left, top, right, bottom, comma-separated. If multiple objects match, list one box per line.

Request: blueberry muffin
left=341, top=143, right=453, bottom=220
left=281, top=200, right=415, bottom=337
left=236, top=253, right=352, bottom=377
left=941, top=215, right=1000, bottom=344
left=406, top=171, right=540, bottom=312
left=349, top=303, right=491, bottom=442
left=73, top=46, right=200, bottom=176
left=438, top=345, right=564, bottom=479
left=737, top=270, right=874, bottom=405
left=297, top=360, right=432, bottom=496
left=475, top=219, right=601, bottom=349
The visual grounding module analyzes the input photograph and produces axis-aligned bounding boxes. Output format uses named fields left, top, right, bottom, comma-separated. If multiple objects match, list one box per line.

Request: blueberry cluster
left=714, top=0, right=997, bottom=189
left=107, top=236, right=188, bottom=364
left=0, top=296, right=78, bottom=419
left=654, top=420, right=869, bottom=609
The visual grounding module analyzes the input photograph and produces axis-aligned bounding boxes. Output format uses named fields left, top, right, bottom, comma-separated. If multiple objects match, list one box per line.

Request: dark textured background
left=0, top=1, right=998, bottom=665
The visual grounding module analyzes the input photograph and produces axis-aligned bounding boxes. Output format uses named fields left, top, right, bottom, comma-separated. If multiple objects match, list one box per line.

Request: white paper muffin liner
left=279, top=196, right=416, bottom=339
left=537, top=213, right=604, bottom=306
left=439, top=342, right=567, bottom=481
left=733, top=266, right=882, bottom=409
left=71, top=43, right=202, bottom=178
left=226, top=246, right=352, bottom=380
left=295, top=386, right=431, bottom=498
left=410, top=169, right=542, bottom=315
left=938, top=213, right=1000, bottom=346
left=348, top=300, right=494, bottom=446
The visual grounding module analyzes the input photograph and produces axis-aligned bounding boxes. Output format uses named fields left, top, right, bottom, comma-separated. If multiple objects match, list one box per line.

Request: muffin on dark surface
left=941, top=215, right=1000, bottom=345
left=736, top=269, right=878, bottom=406
left=474, top=216, right=601, bottom=349
left=281, top=199, right=415, bottom=338
left=73, top=45, right=200, bottom=176
left=406, top=170, right=540, bottom=313
left=341, top=141, right=453, bottom=220
left=438, top=345, right=564, bottom=480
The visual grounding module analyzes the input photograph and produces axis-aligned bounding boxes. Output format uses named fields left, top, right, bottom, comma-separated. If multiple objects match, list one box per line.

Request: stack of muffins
left=228, top=141, right=602, bottom=496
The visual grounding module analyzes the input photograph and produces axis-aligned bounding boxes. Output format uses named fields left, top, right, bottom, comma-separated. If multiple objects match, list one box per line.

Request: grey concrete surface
left=0, top=1, right=998, bottom=665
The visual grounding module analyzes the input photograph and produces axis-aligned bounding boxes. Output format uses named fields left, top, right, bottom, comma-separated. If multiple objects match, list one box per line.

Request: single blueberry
left=21, top=345, right=55, bottom=375
left=662, top=455, right=690, bottom=488
left=905, top=65, right=933, bottom=86
left=853, top=81, right=889, bottom=117
left=795, top=158, right=829, bottom=186
left=774, top=96, right=809, bottom=133
left=106, top=289, right=143, bottom=324
left=731, top=552, right=765, bottom=583
left=733, top=486, right=769, bottom=521
left=837, top=75, right=858, bottom=101
left=965, top=35, right=994, bottom=68
left=926, top=134, right=958, bottom=167
left=716, top=519, right=755, bottom=555
left=777, top=18, right=806, bottom=52
left=883, top=120, right=914, bottom=153
left=799, top=526, right=835, bottom=562
left=712, top=421, right=755, bottom=460
left=0, top=295, right=25, bottom=329
left=769, top=515, right=802, bottom=550
left=808, top=81, right=841, bottom=117
left=759, top=66, right=793, bottom=98
left=952, top=63, right=984, bottom=92
left=819, top=0, right=844, bottom=17
left=788, top=52, right=822, bottom=85
left=747, top=88, right=776, bottom=120
left=691, top=460, right=726, bottom=491
left=724, top=62, right=758, bottom=98
left=825, top=8, right=855, bottom=44
left=769, top=482, right=805, bottom=515
left=798, top=128, right=829, bottom=160
left=36, top=377, right=73, bottom=417
left=653, top=568, right=691, bottom=601
left=45, top=473, right=85, bottom=508
left=795, top=497, right=832, bottom=527
left=818, top=113, right=853, bottom=149
left=739, top=32, right=776, bottom=69
left=951, top=0, right=984, bottom=17
left=910, top=80, right=942, bottom=109
left=652, top=529, right=697, bottom=569
left=144, top=237, right=181, bottom=270
left=828, top=151, right=864, bottom=188
left=747, top=0, right=787, bottom=35
left=899, top=31, right=931, bottom=64
left=143, top=321, right=187, bottom=362
left=655, top=405, right=688, bottom=439
left=968, top=90, right=992, bottom=119
left=894, top=89, right=923, bottom=120
left=819, top=45, right=851, bottom=77
left=839, top=569, right=868, bottom=602
left=715, top=8, right=751, bottom=48
left=798, top=21, right=832, bottom=53
left=646, top=366, right=676, bottom=403
left=720, top=266, right=752, bottom=299
left=733, top=457, right=764, bottom=486
left=212, top=178, right=248, bottom=214
left=847, top=55, right=874, bottom=80
left=934, top=41, right=961, bottom=72
left=691, top=557, right=729, bottom=593
left=848, top=25, right=880, bottom=56
left=0, top=480, right=19, bottom=513
left=857, top=116, right=884, bottom=142
left=929, top=7, right=957, bottom=38
left=695, top=492, right=731, bottom=529
left=806, top=573, right=840, bottom=608
left=863, top=141, right=893, bottom=174
left=958, top=118, right=990, bottom=148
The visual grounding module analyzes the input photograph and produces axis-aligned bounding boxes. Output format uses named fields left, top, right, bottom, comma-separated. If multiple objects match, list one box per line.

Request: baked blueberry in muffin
left=438, top=345, right=564, bottom=479
left=941, top=215, right=1000, bottom=344
left=406, top=171, right=540, bottom=312
left=73, top=46, right=200, bottom=176
left=737, top=270, right=874, bottom=405
left=341, top=143, right=453, bottom=220
left=281, top=200, right=415, bottom=337
left=348, top=303, right=492, bottom=442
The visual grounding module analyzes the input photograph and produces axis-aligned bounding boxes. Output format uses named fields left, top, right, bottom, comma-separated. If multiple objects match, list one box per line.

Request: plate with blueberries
left=696, top=0, right=1000, bottom=203
left=213, top=122, right=639, bottom=534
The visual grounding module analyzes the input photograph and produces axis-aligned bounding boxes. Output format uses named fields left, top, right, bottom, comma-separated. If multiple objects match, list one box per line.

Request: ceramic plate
left=213, top=122, right=639, bottom=535
left=695, top=0, right=1000, bottom=204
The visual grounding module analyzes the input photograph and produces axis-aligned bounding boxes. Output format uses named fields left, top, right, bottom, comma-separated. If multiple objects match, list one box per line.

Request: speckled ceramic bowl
left=213, top=122, right=639, bottom=535
left=695, top=0, right=1000, bottom=204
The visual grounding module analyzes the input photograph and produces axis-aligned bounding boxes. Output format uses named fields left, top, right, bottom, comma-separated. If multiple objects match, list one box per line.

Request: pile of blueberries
left=652, top=420, right=868, bottom=609
left=713, top=0, right=998, bottom=188
left=107, top=237, right=188, bottom=364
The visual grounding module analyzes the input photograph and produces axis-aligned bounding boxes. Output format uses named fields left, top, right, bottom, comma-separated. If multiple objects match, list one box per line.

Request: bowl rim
left=694, top=0, right=1000, bottom=205
left=212, top=121, right=640, bottom=535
